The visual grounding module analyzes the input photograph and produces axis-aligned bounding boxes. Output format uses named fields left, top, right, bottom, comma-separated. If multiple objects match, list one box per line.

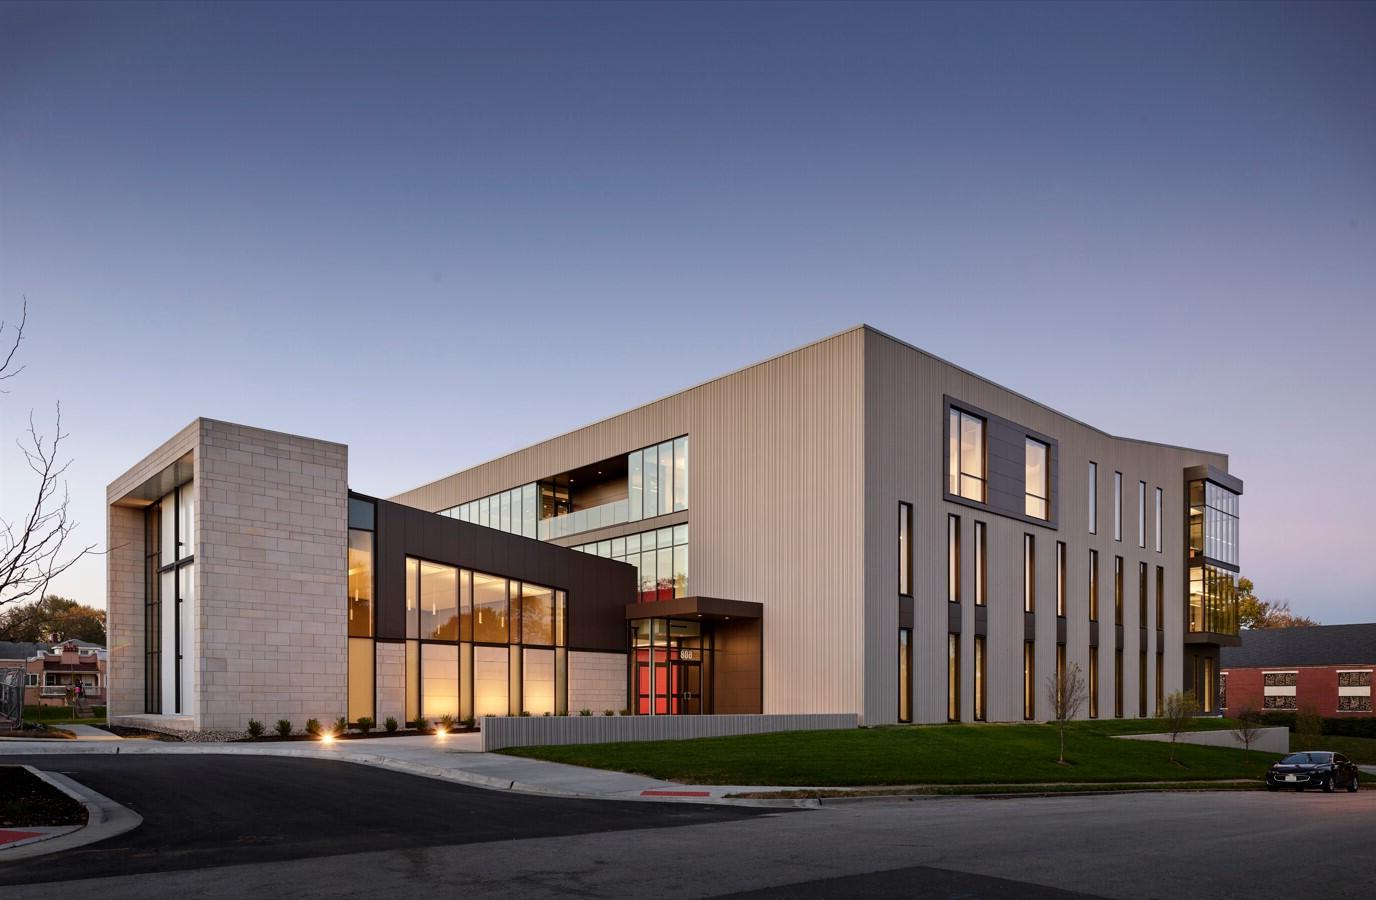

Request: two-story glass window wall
left=347, top=497, right=377, bottom=723
left=574, top=524, right=689, bottom=602
left=1188, top=564, right=1239, bottom=635
left=396, top=557, right=568, bottom=722
left=145, top=481, right=194, bottom=715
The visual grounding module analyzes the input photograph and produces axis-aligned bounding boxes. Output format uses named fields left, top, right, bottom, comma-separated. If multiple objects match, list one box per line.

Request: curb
left=0, top=766, right=143, bottom=861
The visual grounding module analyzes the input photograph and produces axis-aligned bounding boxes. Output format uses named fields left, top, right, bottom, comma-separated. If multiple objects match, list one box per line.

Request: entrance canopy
left=624, top=595, right=762, bottom=622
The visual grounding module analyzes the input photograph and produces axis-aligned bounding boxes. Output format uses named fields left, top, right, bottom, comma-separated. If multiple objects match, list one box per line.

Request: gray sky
left=2, top=1, right=1373, bottom=623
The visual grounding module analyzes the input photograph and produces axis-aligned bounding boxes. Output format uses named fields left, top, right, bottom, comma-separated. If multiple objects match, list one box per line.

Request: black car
left=1266, top=752, right=1360, bottom=793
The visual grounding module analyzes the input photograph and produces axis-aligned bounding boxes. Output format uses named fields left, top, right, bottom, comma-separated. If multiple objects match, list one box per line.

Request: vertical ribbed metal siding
left=863, top=329, right=1229, bottom=724
left=392, top=329, right=869, bottom=718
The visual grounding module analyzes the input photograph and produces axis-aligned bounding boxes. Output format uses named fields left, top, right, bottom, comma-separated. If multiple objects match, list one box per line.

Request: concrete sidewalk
left=0, top=733, right=796, bottom=804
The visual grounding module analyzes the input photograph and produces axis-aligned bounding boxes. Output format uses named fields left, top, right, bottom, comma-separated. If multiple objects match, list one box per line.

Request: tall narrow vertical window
left=1155, top=566, right=1164, bottom=630
left=898, top=628, right=912, bottom=723
left=657, top=440, right=674, bottom=517
left=1088, top=550, right=1099, bottom=621
left=1139, top=650, right=1148, bottom=717
left=1055, top=541, right=1067, bottom=617
left=1138, top=481, right=1147, bottom=548
left=898, top=502, right=913, bottom=597
left=673, top=436, right=689, bottom=512
left=1025, top=437, right=1049, bottom=519
left=643, top=444, right=658, bottom=520
left=1155, top=652, right=1164, bottom=716
left=1056, top=643, right=1067, bottom=701
left=974, top=636, right=987, bottom=722
left=1023, top=534, right=1036, bottom=613
left=1138, top=562, right=1148, bottom=627
left=1114, top=648, right=1124, bottom=718
left=947, top=634, right=961, bottom=722
left=947, top=515, right=961, bottom=604
left=974, top=522, right=987, bottom=606
left=347, top=530, right=374, bottom=638
left=1114, top=556, right=1124, bottom=620
left=1089, top=647, right=1100, bottom=718
left=1088, top=462, right=1098, bottom=534
left=628, top=449, right=643, bottom=523
left=948, top=408, right=987, bottom=502
left=1154, top=487, right=1163, bottom=553
left=1023, top=641, right=1036, bottom=720
left=1113, top=472, right=1123, bottom=542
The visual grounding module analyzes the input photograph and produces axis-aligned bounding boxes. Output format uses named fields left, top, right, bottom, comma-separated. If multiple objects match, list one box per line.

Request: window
left=1023, top=641, right=1036, bottom=720
left=1023, top=534, right=1036, bottom=613
left=521, top=583, right=556, bottom=646
left=1055, top=541, right=1066, bottom=617
left=1138, top=562, right=1148, bottom=628
left=1155, top=566, right=1164, bottom=630
left=1056, top=643, right=1067, bottom=703
left=574, top=524, right=689, bottom=601
left=25, top=673, right=38, bottom=687
left=1025, top=437, right=1049, bottom=519
left=974, top=636, right=987, bottom=722
left=1114, top=556, right=1124, bottom=620
left=947, top=515, right=961, bottom=603
left=1154, top=487, right=1163, bottom=553
left=1139, top=651, right=1148, bottom=717
left=1188, top=564, right=1239, bottom=635
left=898, top=503, right=913, bottom=597
left=1088, top=550, right=1099, bottom=621
left=948, top=408, right=987, bottom=502
left=1156, top=651, right=1164, bottom=716
left=1188, top=479, right=1240, bottom=567
left=1114, top=649, right=1124, bottom=718
left=146, top=479, right=195, bottom=715
left=473, top=571, right=509, bottom=643
left=1088, top=462, right=1098, bottom=534
left=420, top=561, right=459, bottom=641
left=1220, top=671, right=1227, bottom=710
left=1089, top=647, right=1099, bottom=718
left=974, top=522, right=987, bottom=606
left=1113, top=471, right=1123, bottom=542
left=899, top=628, right=912, bottom=723
left=1137, top=481, right=1146, bottom=548
left=1201, top=657, right=1216, bottom=713
left=947, top=633, right=960, bottom=722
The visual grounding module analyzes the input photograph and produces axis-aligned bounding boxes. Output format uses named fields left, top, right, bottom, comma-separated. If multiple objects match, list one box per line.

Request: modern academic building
left=106, top=325, right=1243, bottom=733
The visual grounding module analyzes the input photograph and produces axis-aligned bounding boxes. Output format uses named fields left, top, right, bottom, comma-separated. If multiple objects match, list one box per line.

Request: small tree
left=356, top=716, right=374, bottom=735
left=1295, top=706, right=1323, bottom=750
left=247, top=719, right=265, bottom=738
left=1045, top=661, right=1088, bottom=765
left=275, top=719, right=293, bottom=737
left=1230, top=705, right=1262, bottom=755
left=1163, top=690, right=1199, bottom=764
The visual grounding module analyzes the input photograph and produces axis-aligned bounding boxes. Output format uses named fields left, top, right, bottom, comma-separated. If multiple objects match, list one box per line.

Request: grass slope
left=503, top=719, right=1280, bottom=786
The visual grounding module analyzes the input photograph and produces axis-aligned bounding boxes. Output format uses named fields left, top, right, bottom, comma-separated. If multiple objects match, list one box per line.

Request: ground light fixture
left=320, top=731, right=334, bottom=745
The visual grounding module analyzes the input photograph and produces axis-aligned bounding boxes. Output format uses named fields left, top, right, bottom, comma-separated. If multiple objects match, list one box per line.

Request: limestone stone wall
left=569, top=650, right=626, bottom=714
left=195, top=420, right=348, bottom=732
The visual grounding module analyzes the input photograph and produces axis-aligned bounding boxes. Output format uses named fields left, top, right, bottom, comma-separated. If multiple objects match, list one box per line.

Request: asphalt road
left=3, top=754, right=1373, bottom=899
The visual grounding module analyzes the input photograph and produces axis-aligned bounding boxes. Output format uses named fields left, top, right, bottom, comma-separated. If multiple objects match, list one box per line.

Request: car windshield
left=1280, top=752, right=1332, bottom=765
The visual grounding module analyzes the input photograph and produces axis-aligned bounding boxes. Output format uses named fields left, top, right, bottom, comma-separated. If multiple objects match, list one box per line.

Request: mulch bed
left=0, top=766, right=88, bottom=827
left=97, top=725, right=184, bottom=742
left=236, top=727, right=480, bottom=742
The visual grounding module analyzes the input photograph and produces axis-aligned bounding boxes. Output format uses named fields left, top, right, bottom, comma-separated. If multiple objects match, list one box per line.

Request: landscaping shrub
left=247, top=719, right=265, bottom=738
left=1257, top=711, right=1376, bottom=740
left=357, top=716, right=374, bottom=735
left=305, top=718, right=322, bottom=737
left=603, top=709, right=615, bottom=716
left=461, top=717, right=475, bottom=729
left=519, top=710, right=531, bottom=717
left=411, top=718, right=429, bottom=732
left=333, top=716, right=348, bottom=735
left=384, top=716, right=399, bottom=734
left=438, top=713, right=458, bottom=732
left=578, top=708, right=592, bottom=716
left=275, top=719, right=293, bottom=737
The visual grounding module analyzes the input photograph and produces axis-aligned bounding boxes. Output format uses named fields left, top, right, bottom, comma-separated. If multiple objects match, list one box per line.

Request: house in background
left=1221, top=624, right=1375, bottom=716
left=0, top=640, right=107, bottom=707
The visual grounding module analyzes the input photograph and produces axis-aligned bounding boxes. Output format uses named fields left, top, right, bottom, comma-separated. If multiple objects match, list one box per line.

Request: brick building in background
left=1221, top=624, right=1375, bottom=716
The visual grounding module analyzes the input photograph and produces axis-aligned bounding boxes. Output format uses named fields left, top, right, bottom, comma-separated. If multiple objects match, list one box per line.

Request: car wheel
left=1266, top=783, right=1278, bottom=792
left=1347, top=775, right=1358, bottom=793
left=1322, top=776, right=1334, bottom=793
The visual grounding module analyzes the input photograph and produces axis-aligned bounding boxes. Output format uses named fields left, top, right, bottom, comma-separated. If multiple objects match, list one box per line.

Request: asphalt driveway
left=0, top=754, right=767, bottom=885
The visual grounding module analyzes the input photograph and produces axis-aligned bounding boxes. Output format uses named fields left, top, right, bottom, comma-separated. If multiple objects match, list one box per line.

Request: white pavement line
left=0, top=766, right=144, bottom=861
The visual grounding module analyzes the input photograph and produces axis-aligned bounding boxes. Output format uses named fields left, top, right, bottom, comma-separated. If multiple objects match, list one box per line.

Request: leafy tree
left=1044, top=661, right=1088, bottom=765
left=0, top=594, right=106, bottom=644
left=1163, top=690, right=1199, bottom=764
left=1236, top=577, right=1318, bottom=629
left=1230, top=705, right=1263, bottom=756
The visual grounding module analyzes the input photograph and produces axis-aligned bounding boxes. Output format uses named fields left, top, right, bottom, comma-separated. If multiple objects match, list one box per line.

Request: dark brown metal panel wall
left=371, top=497, right=635, bottom=652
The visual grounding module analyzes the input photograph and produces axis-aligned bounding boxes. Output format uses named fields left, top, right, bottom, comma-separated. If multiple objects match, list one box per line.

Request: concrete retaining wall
left=1115, top=726, right=1289, bottom=754
left=482, top=713, right=859, bottom=751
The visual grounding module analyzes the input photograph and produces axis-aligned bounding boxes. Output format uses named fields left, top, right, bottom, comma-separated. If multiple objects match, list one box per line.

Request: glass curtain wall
left=443, top=483, right=539, bottom=539
left=574, top=524, right=688, bottom=602
left=145, top=480, right=194, bottom=714
left=347, top=497, right=376, bottom=723
left=400, top=557, right=568, bottom=721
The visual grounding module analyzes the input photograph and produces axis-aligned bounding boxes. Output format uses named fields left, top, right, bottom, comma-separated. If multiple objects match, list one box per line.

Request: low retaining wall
left=482, top=713, right=859, bottom=751
left=1115, top=726, right=1289, bottom=755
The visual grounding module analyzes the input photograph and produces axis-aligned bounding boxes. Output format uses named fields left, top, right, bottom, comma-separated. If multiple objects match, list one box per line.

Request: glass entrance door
left=629, top=618, right=713, bottom=715
left=672, top=660, right=702, bottom=715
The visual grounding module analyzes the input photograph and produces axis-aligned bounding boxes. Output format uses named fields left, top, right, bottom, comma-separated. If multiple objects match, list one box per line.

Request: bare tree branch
left=0, top=300, right=96, bottom=608
left=1045, top=661, right=1088, bottom=765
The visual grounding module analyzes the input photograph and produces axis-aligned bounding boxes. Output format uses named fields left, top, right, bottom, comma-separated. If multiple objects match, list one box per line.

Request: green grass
left=20, top=705, right=106, bottom=725
left=502, top=719, right=1281, bottom=787
left=1296, top=733, right=1376, bottom=765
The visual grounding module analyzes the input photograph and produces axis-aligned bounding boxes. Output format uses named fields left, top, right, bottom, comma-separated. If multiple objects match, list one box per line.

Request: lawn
left=502, top=719, right=1281, bottom=787
left=21, top=705, right=106, bottom=725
